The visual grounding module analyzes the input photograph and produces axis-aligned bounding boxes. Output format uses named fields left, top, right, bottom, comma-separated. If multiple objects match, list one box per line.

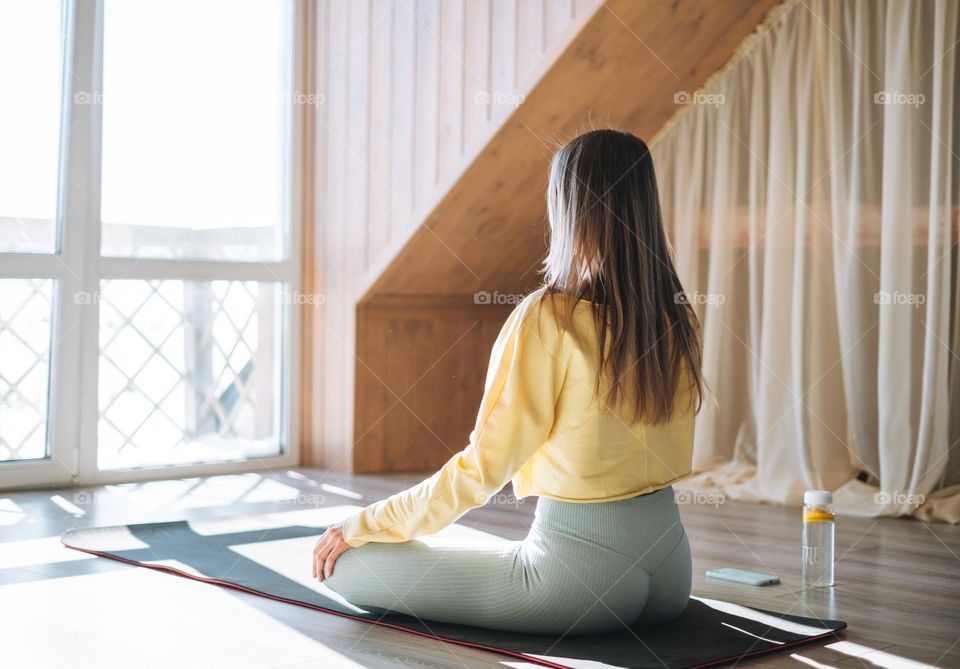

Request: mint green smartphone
left=706, top=568, right=780, bottom=586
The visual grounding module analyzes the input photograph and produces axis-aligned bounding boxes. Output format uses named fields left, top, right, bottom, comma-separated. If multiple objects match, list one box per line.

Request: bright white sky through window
left=100, top=0, right=288, bottom=261
left=0, top=0, right=62, bottom=253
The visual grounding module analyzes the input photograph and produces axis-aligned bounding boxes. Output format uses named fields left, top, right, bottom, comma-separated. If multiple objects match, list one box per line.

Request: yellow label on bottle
left=803, top=508, right=834, bottom=523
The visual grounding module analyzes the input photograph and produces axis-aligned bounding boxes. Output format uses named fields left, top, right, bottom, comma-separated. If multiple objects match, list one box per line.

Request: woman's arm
left=343, top=293, right=566, bottom=547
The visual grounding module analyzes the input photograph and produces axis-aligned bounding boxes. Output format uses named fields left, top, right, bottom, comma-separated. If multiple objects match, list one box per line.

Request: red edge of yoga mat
left=61, top=541, right=843, bottom=669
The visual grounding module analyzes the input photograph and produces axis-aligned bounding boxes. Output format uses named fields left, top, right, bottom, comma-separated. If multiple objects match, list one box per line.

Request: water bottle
left=802, top=490, right=835, bottom=588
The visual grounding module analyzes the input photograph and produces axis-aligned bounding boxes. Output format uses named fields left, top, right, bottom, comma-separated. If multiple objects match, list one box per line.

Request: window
left=0, top=0, right=64, bottom=474
left=0, top=279, right=54, bottom=462
left=99, top=0, right=289, bottom=261
left=0, top=0, right=63, bottom=255
left=0, top=0, right=304, bottom=488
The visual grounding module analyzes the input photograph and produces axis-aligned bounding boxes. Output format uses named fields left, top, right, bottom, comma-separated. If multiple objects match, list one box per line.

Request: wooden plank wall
left=304, top=0, right=601, bottom=470
left=353, top=298, right=514, bottom=472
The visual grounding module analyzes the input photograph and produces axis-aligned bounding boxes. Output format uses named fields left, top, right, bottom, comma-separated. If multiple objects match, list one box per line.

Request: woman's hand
left=312, top=522, right=353, bottom=582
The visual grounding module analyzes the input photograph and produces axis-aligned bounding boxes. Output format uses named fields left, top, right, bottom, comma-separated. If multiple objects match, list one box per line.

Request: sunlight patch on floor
left=0, top=498, right=26, bottom=526
left=1, top=567, right=365, bottom=668
left=0, top=536, right=92, bottom=569
left=103, top=474, right=304, bottom=509
left=825, top=642, right=940, bottom=669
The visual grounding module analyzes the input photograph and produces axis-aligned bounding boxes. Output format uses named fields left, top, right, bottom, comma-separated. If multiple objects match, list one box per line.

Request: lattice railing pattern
left=97, top=279, right=278, bottom=470
left=0, top=278, right=53, bottom=462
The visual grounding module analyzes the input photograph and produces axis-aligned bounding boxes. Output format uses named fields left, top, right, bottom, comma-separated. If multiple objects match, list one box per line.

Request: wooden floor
left=2, top=468, right=958, bottom=668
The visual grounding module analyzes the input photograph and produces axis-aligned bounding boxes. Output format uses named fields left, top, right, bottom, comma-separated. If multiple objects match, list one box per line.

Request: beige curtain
left=652, top=0, right=960, bottom=522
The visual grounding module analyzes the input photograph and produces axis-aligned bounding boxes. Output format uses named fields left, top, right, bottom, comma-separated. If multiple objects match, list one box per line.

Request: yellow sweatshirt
left=342, top=289, right=696, bottom=548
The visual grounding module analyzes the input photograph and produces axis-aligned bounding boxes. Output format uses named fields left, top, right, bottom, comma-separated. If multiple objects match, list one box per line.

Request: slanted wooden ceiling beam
left=359, top=0, right=782, bottom=303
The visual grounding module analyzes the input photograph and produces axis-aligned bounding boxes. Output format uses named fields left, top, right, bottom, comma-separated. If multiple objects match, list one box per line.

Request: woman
left=312, top=129, right=704, bottom=635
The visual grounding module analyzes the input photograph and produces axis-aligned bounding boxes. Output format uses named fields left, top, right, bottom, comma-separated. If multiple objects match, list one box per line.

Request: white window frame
left=0, top=0, right=306, bottom=489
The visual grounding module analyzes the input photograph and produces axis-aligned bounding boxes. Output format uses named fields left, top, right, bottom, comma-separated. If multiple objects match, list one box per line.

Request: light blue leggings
left=325, top=486, right=691, bottom=635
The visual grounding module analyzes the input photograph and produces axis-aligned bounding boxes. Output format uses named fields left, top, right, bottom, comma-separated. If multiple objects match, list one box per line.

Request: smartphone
left=706, top=568, right=780, bottom=586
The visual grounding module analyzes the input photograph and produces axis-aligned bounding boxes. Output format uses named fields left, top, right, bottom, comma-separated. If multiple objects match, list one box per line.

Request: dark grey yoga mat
left=61, top=511, right=846, bottom=669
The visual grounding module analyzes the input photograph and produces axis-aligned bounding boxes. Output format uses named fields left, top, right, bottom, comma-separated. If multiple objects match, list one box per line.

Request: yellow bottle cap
left=803, top=508, right=834, bottom=523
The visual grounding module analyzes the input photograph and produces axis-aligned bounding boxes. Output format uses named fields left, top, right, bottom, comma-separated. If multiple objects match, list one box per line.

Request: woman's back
left=509, top=289, right=696, bottom=503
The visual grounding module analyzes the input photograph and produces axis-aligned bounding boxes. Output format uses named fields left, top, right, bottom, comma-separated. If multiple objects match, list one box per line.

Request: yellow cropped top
left=342, top=288, right=696, bottom=548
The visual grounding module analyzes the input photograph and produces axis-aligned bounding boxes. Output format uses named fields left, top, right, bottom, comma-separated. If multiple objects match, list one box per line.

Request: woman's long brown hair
left=543, top=129, right=704, bottom=424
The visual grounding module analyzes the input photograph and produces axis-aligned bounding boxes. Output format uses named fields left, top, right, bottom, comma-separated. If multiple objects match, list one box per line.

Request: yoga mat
left=61, top=509, right=846, bottom=669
